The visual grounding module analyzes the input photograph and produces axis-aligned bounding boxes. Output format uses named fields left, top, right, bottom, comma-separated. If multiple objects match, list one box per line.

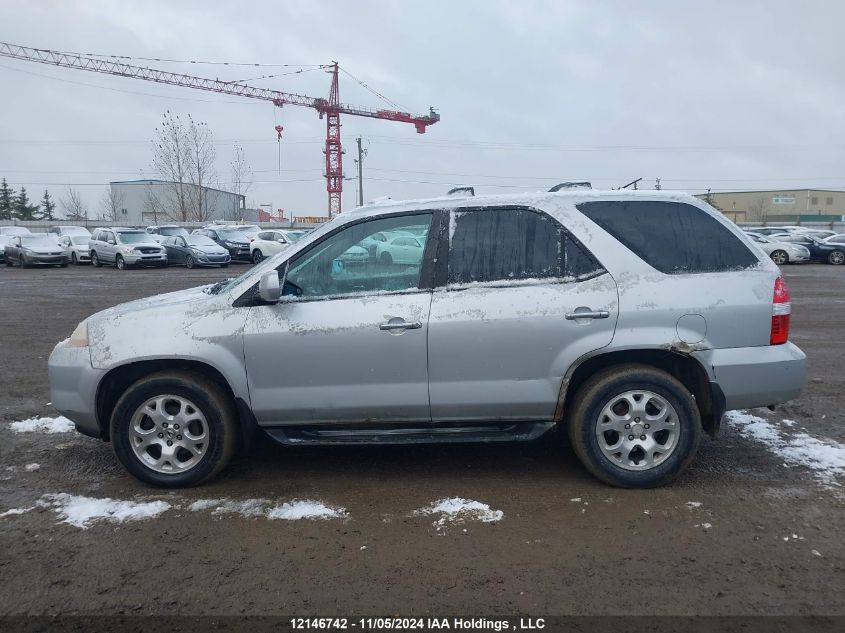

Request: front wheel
left=252, top=250, right=263, bottom=264
left=115, top=255, right=126, bottom=270
left=567, top=364, right=701, bottom=488
left=379, top=251, right=393, bottom=265
left=828, top=250, right=845, bottom=265
left=110, top=371, right=237, bottom=487
left=71, top=252, right=78, bottom=265
left=91, top=252, right=102, bottom=267
left=20, top=254, right=30, bottom=269
left=770, top=250, right=788, bottom=265
left=185, top=254, right=195, bottom=269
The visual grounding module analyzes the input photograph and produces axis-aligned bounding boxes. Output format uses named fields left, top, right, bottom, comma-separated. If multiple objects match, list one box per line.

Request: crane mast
left=0, top=42, right=440, bottom=215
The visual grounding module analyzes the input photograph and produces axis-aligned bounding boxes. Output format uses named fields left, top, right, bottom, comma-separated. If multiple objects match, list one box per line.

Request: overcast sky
left=1, top=0, right=844, bottom=218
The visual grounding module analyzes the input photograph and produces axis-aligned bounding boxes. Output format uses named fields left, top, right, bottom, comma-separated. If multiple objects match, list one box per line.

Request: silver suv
left=89, top=228, right=167, bottom=269
left=49, top=191, right=806, bottom=488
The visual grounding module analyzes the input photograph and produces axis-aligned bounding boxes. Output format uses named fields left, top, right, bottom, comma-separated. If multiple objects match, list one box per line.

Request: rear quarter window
left=576, top=200, right=758, bottom=273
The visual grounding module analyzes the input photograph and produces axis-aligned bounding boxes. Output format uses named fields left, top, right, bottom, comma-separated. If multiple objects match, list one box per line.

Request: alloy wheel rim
left=772, top=252, right=786, bottom=264
left=832, top=251, right=844, bottom=264
left=595, top=390, right=679, bottom=471
left=129, top=394, right=210, bottom=474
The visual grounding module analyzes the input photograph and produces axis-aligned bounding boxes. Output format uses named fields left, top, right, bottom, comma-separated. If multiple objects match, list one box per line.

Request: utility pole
left=355, top=136, right=367, bottom=207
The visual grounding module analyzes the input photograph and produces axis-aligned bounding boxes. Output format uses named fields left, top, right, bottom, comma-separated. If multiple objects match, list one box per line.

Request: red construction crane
left=0, top=42, right=440, bottom=215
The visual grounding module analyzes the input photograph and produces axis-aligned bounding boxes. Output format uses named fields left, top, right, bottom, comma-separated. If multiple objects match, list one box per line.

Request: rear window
left=577, top=200, right=758, bottom=273
left=448, top=207, right=604, bottom=285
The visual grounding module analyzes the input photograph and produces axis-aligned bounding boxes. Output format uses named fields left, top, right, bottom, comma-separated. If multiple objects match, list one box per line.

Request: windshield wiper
left=206, top=278, right=233, bottom=295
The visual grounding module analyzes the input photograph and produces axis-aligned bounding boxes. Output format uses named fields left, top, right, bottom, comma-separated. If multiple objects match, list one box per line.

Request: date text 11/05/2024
left=290, top=617, right=546, bottom=631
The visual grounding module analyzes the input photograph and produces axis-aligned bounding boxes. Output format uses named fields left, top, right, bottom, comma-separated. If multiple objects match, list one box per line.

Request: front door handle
left=565, top=309, right=610, bottom=320
left=379, top=320, right=422, bottom=331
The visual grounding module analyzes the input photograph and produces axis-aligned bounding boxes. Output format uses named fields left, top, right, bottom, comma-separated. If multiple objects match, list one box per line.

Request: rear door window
left=577, top=200, right=758, bottom=273
left=448, top=207, right=604, bottom=285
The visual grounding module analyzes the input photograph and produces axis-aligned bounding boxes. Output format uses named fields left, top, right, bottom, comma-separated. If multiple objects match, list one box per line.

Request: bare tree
left=150, top=111, right=219, bottom=222
left=99, top=187, right=126, bottom=221
left=747, top=195, right=770, bottom=222
left=230, top=144, right=252, bottom=220
left=60, top=186, right=89, bottom=221
left=151, top=111, right=191, bottom=221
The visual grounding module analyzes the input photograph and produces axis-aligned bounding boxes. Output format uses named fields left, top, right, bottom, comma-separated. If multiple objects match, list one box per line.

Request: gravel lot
left=0, top=263, right=843, bottom=617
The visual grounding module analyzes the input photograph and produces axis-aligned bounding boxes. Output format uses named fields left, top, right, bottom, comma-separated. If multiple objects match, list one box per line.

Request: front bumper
left=226, top=246, right=252, bottom=261
left=48, top=343, right=107, bottom=439
left=195, top=253, right=231, bottom=266
left=25, top=253, right=66, bottom=265
left=692, top=342, right=806, bottom=410
left=124, top=252, right=167, bottom=266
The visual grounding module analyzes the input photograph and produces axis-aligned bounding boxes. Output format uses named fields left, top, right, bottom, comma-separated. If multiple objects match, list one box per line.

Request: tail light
left=770, top=276, right=791, bottom=345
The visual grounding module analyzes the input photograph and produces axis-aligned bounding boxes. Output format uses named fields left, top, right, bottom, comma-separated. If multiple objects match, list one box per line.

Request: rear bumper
left=48, top=343, right=106, bottom=439
left=692, top=342, right=806, bottom=410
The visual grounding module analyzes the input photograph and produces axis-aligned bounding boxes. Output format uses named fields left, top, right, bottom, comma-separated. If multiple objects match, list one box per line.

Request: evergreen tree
left=0, top=178, right=14, bottom=221
left=39, top=189, right=56, bottom=221
left=13, top=186, right=39, bottom=221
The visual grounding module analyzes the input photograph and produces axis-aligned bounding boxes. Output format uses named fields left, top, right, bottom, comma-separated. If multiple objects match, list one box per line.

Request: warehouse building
left=696, top=189, right=845, bottom=223
left=109, top=179, right=246, bottom=225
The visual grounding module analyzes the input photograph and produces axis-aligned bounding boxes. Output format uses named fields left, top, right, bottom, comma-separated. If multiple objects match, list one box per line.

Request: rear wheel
left=828, top=250, right=845, bottom=265
left=567, top=364, right=701, bottom=488
left=252, top=250, right=263, bottom=264
left=116, top=255, right=126, bottom=270
left=770, top=250, right=788, bottom=265
left=91, top=252, right=102, bottom=267
left=110, top=371, right=237, bottom=487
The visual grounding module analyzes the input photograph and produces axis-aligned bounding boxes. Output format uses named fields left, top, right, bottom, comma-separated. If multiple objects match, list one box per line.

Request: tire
left=71, top=252, right=78, bottom=265
left=5, top=259, right=11, bottom=267
left=91, top=252, right=102, bottom=267
left=20, top=254, right=30, bottom=269
left=379, top=251, right=393, bottom=265
left=252, top=250, right=263, bottom=264
left=110, top=370, right=237, bottom=488
left=185, top=254, right=195, bottom=269
left=770, top=250, right=788, bottom=265
left=828, top=250, right=845, bottom=265
left=115, top=255, right=126, bottom=270
left=567, top=364, right=702, bottom=488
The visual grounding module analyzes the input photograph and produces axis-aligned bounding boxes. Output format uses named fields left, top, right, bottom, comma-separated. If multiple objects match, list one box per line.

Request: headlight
left=121, top=246, right=134, bottom=254
left=192, top=248, right=208, bottom=257
left=65, top=321, right=89, bottom=348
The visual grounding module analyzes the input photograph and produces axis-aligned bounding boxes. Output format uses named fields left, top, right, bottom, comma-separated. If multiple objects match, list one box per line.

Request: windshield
left=186, top=235, right=217, bottom=247
left=116, top=232, right=152, bottom=244
left=159, top=227, right=189, bottom=237
left=69, top=235, right=90, bottom=245
left=216, top=230, right=249, bottom=241
left=21, top=236, right=57, bottom=248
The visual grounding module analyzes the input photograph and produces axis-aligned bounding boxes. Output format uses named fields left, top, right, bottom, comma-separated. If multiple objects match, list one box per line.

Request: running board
left=263, top=421, right=554, bottom=446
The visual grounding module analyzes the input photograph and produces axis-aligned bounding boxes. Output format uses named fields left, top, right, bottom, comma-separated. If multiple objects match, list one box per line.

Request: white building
left=109, top=180, right=246, bottom=225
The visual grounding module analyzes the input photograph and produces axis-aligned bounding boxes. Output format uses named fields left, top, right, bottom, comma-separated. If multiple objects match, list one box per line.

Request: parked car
left=48, top=225, right=91, bottom=239
left=58, top=234, right=92, bottom=265
left=768, top=233, right=845, bottom=265
left=0, top=235, right=10, bottom=263
left=162, top=234, right=230, bottom=268
left=249, top=230, right=307, bottom=263
left=146, top=225, right=190, bottom=243
left=744, top=232, right=810, bottom=265
left=49, top=191, right=807, bottom=489
left=89, top=227, right=167, bottom=269
left=192, top=227, right=252, bottom=262
left=205, top=223, right=261, bottom=239
left=0, top=226, right=31, bottom=237
left=5, top=234, right=67, bottom=267
left=376, top=235, right=426, bottom=265
left=823, top=234, right=845, bottom=245
left=359, top=229, right=414, bottom=258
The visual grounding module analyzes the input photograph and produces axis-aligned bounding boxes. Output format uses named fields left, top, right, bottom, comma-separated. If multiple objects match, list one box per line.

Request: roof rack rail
left=548, top=182, right=592, bottom=192
left=447, top=186, right=475, bottom=196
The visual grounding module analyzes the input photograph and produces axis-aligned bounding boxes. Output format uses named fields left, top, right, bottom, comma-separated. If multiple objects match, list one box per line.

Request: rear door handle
left=379, top=320, right=422, bottom=331
left=565, top=309, right=610, bottom=320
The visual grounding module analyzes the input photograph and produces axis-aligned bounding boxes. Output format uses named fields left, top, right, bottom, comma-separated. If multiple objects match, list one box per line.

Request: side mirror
left=258, top=270, right=280, bottom=304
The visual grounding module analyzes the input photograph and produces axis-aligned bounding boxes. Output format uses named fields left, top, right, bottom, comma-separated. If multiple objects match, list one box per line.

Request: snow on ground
left=188, top=498, right=347, bottom=521
left=413, top=497, right=504, bottom=531
left=24, top=463, right=40, bottom=472
left=726, top=411, right=845, bottom=486
left=38, top=493, right=171, bottom=529
left=0, top=507, right=34, bottom=518
left=9, top=416, right=75, bottom=434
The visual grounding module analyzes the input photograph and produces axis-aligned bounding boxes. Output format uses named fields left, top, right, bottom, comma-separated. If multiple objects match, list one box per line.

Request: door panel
left=428, top=275, right=618, bottom=421
left=243, top=292, right=432, bottom=425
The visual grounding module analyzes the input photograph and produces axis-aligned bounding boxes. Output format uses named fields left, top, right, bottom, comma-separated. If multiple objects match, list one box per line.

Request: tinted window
left=577, top=200, right=758, bottom=274
left=448, top=208, right=603, bottom=284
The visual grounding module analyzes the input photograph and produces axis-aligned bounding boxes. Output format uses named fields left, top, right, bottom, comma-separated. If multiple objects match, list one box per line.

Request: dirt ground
left=0, top=262, right=843, bottom=618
